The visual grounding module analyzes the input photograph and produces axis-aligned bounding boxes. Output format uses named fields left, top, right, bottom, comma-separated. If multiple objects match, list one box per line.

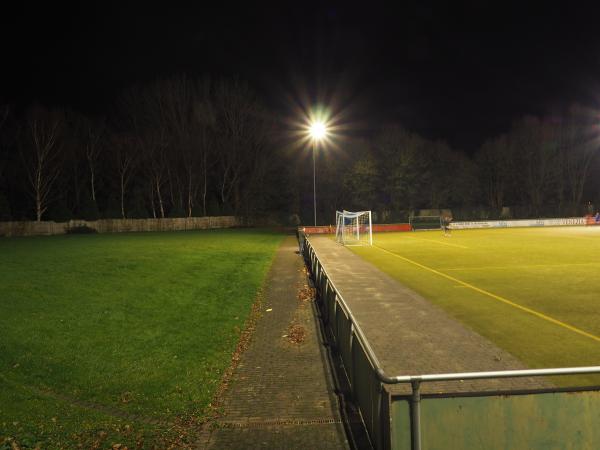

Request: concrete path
left=308, top=236, right=549, bottom=395
left=205, top=236, right=350, bottom=449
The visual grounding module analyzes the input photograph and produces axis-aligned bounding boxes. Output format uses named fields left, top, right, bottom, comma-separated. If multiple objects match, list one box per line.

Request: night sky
left=3, top=3, right=600, bottom=152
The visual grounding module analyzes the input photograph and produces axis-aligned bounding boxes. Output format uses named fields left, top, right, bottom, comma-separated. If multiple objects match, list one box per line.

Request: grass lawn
left=0, top=229, right=283, bottom=448
left=349, top=226, right=600, bottom=386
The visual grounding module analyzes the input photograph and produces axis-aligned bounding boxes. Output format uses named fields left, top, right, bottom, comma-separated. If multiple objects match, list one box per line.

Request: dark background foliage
left=2, top=4, right=600, bottom=224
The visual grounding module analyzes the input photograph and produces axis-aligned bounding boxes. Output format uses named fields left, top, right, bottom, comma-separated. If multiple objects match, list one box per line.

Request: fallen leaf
left=298, top=286, right=315, bottom=302
left=287, top=324, right=306, bottom=344
left=266, top=308, right=272, bottom=312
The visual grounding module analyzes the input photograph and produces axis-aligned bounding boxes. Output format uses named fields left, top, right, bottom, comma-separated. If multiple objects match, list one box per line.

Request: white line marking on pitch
left=444, top=262, right=600, bottom=270
left=373, top=244, right=600, bottom=343
left=402, top=236, right=469, bottom=249
left=444, top=262, right=600, bottom=271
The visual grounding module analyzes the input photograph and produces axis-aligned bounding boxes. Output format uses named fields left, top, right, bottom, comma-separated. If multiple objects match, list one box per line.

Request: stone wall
left=0, top=216, right=239, bottom=237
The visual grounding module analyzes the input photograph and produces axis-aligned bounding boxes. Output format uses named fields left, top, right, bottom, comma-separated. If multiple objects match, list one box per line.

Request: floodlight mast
left=309, top=120, right=328, bottom=226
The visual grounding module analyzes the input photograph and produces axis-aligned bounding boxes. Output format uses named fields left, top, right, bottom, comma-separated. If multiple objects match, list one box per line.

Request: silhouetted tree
left=5, top=71, right=600, bottom=225
left=194, top=97, right=217, bottom=216
left=109, top=133, right=137, bottom=218
left=214, top=79, right=271, bottom=213
left=120, top=82, right=170, bottom=217
left=373, top=126, right=427, bottom=216
left=344, top=151, right=379, bottom=210
left=156, top=76, right=217, bottom=217
left=422, top=140, right=458, bottom=209
left=84, top=117, right=105, bottom=204
left=20, top=106, right=65, bottom=221
left=509, top=116, right=559, bottom=216
left=475, top=134, right=512, bottom=211
left=556, top=105, right=599, bottom=215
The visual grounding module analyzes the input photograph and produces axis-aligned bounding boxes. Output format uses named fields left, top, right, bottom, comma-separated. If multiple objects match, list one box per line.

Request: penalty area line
left=373, top=244, right=600, bottom=343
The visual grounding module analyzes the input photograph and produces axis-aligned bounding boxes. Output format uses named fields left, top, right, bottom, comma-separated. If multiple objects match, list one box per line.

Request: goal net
left=409, top=215, right=442, bottom=231
left=336, top=210, right=373, bottom=246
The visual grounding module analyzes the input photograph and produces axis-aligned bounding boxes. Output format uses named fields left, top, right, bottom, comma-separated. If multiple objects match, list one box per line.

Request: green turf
left=349, top=226, right=600, bottom=387
left=0, top=229, right=283, bottom=448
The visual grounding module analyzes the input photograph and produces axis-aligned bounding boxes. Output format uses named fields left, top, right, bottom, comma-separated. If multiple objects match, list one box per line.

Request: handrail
left=390, top=366, right=600, bottom=383
left=303, top=235, right=600, bottom=450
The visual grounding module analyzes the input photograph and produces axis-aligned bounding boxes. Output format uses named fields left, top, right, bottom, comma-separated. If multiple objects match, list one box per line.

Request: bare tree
left=140, top=127, right=168, bottom=218
left=149, top=134, right=168, bottom=218
left=191, top=82, right=217, bottom=217
left=176, top=100, right=217, bottom=217
left=214, top=79, right=269, bottom=213
left=64, top=130, right=84, bottom=213
left=64, top=110, right=104, bottom=213
left=160, top=76, right=191, bottom=215
left=120, top=82, right=170, bottom=218
left=111, top=133, right=137, bottom=218
left=84, top=118, right=105, bottom=203
left=20, top=106, right=64, bottom=221
left=235, top=106, right=275, bottom=216
left=158, top=75, right=214, bottom=217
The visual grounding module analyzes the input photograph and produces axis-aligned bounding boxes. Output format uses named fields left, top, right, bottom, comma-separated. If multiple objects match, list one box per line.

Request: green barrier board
left=391, top=389, right=600, bottom=450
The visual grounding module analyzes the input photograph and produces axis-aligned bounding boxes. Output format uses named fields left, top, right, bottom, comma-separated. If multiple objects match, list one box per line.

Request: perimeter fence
left=0, top=216, right=238, bottom=237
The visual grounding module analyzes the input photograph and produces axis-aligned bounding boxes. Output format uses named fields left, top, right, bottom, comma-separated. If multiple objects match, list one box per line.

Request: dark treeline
left=0, top=76, right=288, bottom=223
left=322, top=105, right=600, bottom=223
left=1, top=76, right=599, bottom=225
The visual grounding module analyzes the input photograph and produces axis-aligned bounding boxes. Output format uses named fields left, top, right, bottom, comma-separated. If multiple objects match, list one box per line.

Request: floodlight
left=309, top=121, right=327, bottom=140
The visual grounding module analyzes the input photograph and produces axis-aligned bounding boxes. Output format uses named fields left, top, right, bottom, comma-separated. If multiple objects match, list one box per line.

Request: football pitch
left=349, top=226, right=600, bottom=387
left=0, top=229, right=282, bottom=448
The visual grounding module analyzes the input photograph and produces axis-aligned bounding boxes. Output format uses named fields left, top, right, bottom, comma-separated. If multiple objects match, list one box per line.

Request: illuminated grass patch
left=0, top=229, right=282, bottom=447
left=350, top=226, right=600, bottom=386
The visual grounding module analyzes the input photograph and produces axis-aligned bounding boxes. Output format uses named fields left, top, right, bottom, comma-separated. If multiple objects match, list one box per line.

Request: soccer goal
left=409, top=215, right=442, bottom=231
left=335, top=210, right=373, bottom=246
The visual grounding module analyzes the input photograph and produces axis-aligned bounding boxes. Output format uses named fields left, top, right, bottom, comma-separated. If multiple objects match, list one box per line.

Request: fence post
left=350, top=325, right=357, bottom=398
left=410, top=380, right=422, bottom=450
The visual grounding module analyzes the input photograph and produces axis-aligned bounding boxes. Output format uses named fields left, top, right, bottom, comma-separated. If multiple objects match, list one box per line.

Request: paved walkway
left=308, top=236, right=550, bottom=395
left=205, top=236, right=349, bottom=449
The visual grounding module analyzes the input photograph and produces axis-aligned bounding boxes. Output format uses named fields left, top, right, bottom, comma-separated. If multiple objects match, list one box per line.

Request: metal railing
left=302, top=235, right=600, bottom=450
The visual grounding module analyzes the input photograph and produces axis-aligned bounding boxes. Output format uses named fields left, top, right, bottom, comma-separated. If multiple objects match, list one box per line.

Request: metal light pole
left=309, top=120, right=327, bottom=227
left=313, top=140, right=317, bottom=226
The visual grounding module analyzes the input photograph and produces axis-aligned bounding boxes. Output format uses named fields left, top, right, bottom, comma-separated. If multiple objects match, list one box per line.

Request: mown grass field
left=350, top=226, right=600, bottom=386
left=0, top=229, right=283, bottom=448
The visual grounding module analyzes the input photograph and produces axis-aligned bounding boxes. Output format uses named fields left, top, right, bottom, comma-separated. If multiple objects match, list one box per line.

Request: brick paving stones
left=205, top=236, right=350, bottom=449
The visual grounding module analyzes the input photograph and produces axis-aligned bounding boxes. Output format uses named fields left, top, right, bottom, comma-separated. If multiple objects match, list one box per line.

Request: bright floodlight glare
left=309, top=121, right=327, bottom=140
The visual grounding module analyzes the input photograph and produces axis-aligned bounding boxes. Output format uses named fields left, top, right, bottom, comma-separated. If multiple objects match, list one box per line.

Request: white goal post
left=335, top=210, right=373, bottom=246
